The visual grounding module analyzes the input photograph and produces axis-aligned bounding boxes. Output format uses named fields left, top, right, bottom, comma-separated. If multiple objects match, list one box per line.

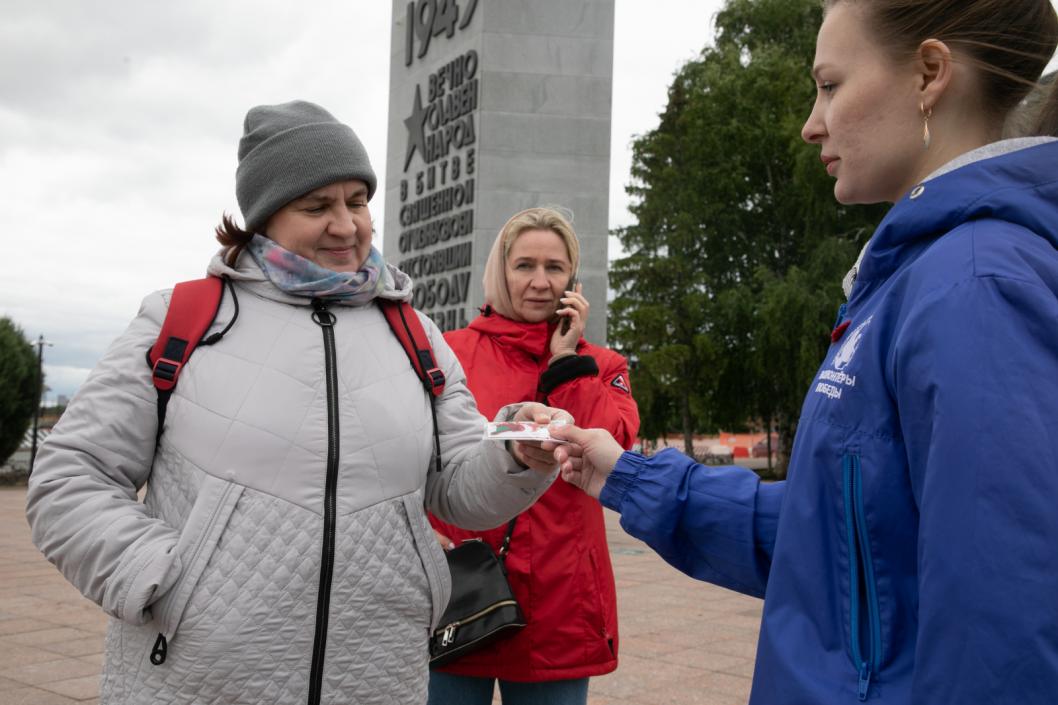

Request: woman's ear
left=916, top=38, right=955, bottom=110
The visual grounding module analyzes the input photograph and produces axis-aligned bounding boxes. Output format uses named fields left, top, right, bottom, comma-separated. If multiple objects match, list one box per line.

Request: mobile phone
left=559, top=276, right=578, bottom=335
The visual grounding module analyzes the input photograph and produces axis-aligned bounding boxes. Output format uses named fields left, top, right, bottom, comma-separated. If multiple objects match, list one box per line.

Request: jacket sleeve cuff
left=539, top=354, right=599, bottom=394
left=599, top=451, right=644, bottom=512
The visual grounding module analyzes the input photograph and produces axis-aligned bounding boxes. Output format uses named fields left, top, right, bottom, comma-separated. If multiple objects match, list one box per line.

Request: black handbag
left=429, top=518, right=525, bottom=667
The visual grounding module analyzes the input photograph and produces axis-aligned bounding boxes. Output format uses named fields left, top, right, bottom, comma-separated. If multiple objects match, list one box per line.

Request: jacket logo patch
left=815, top=315, right=872, bottom=400
left=610, top=374, right=630, bottom=394
left=833, top=315, right=872, bottom=371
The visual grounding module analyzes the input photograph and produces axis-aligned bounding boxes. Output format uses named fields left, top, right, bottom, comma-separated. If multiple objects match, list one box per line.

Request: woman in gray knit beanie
left=214, top=100, right=379, bottom=274
left=26, top=99, right=570, bottom=705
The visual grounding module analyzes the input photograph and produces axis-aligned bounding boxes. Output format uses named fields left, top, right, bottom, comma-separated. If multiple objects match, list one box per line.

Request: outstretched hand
left=507, top=403, right=574, bottom=473
left=544, top=424, right=624, bottom=499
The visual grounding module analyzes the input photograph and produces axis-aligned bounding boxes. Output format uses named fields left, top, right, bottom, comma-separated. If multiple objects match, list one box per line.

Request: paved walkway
left=0, top=486, right=760, bottom=704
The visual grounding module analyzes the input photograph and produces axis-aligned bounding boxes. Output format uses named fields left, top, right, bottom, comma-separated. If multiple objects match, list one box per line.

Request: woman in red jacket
left=428, top=207, right=640, bottom=704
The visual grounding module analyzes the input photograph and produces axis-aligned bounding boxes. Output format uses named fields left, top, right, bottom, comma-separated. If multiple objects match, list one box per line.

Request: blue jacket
left=601, top=141, right=1058, bottom=704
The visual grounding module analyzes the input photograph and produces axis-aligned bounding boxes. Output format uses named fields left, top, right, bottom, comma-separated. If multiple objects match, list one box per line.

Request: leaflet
left=484, top=421, right=569, bottom=443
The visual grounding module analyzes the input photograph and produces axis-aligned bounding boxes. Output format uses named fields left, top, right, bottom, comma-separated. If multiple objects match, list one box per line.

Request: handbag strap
left=497, top=517, right=517, bottom=564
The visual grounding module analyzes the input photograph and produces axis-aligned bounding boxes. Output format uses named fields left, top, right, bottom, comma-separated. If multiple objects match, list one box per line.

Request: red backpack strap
left=147, top=276, right=226, bottom=432
left=379, top=299, right=446, bottom=473
left=379, top=299, right=446, bottom=397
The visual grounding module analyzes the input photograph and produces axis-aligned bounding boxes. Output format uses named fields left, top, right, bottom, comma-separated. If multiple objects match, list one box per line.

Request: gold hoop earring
left=921, top=103, right=933, bottom=150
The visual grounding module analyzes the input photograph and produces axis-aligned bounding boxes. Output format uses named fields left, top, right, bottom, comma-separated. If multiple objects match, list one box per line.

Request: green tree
left=610, top=0, right=886, bottom=472
left=0, top=318, right=42, bottom=464
left=610, top=67, right=716, bottom=457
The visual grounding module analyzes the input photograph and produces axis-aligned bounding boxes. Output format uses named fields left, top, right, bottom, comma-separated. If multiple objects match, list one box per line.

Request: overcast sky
left=2, top=1, right=1056, bottom=401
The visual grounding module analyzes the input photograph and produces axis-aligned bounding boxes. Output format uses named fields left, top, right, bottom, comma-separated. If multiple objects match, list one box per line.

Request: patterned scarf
left=247, top=234, right=389, bottom=303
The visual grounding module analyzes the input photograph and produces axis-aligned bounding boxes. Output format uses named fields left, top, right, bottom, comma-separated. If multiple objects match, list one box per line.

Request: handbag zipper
left=308, top=299, right=340, bottom=705
left=439, top=599, right=521, bottom=646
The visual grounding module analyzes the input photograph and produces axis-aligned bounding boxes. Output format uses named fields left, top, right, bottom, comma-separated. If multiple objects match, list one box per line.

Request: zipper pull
left=441, top=623, right=458, bottom=646
left=150, top=633, right=168, bottom=665
left=311, top=298, right=336, bottom=328
left=857, top=661, right=872, bottom=701
left=833, top=302, right=848, bottom=329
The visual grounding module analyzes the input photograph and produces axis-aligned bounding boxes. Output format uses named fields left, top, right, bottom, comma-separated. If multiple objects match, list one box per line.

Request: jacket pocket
left=404, top=493, right=451, bottom=632
left=586, top=548, right=611, bottom=635
left=151, top=473, right=244, bottom=640
left=587, top=546, right=616, bottom=659
left=843, top=453, right=881, bottom=701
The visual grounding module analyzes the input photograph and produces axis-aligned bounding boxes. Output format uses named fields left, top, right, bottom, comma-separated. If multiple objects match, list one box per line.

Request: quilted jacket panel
left=104, top=487, right=433, bottom=704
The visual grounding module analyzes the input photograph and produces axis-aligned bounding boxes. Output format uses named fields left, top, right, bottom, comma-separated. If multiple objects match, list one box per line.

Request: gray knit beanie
left=235, top=100, right=377, bottom=233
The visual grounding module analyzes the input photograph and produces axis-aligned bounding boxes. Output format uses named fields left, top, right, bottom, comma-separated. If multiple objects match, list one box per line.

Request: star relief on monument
left=403, top=84, right=429, bottom=172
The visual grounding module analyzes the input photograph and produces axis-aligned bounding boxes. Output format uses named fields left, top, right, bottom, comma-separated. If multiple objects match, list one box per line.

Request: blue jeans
left=427, top=672, right=590, bottom=705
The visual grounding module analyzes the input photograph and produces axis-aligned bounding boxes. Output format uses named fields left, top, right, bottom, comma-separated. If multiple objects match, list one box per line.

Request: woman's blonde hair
left=482, top=207, right=580, bottom=321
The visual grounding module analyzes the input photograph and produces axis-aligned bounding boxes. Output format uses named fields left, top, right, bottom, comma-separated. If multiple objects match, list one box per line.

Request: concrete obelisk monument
left=384, top=0, right=615, bottom=343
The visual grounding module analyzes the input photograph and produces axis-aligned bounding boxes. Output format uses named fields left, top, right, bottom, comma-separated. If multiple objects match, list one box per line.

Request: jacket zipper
left=843, top=453, right=881, bottom=701
left=308, top=299, right=340, bottom=705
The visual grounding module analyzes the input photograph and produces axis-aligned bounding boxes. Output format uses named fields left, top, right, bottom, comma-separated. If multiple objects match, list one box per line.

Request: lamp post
left=29, top=334, right=52, bottom=476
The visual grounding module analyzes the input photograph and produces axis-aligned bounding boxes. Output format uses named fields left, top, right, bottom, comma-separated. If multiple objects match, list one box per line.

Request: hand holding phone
left=559, top=277, right=579, bottom=336
left=552, top=280, right=587, bottom=361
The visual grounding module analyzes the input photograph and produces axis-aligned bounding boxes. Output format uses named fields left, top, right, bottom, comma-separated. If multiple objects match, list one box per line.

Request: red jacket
left=431, top=311, right=640, bottom=682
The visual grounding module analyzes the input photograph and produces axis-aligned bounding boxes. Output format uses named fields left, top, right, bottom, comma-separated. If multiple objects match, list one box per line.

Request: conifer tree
left=0, top=318, right=42, bottom=465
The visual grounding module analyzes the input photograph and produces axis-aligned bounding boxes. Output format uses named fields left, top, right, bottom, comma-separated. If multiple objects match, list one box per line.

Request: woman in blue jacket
left=547, top=0, right=1058, bottom=703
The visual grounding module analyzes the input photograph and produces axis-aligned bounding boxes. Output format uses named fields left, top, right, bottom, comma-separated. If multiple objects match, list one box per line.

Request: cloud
left=609, top=2, right=721, bottom=233
left=0, top=0, right=394, bottom=398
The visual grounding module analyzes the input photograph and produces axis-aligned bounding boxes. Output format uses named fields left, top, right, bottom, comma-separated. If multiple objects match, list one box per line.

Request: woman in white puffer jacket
left=26, top=100, right=564, bottom=705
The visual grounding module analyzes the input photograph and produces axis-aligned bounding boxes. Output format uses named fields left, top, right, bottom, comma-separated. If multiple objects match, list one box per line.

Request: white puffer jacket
left=26, top=253, right=555, bottom=705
